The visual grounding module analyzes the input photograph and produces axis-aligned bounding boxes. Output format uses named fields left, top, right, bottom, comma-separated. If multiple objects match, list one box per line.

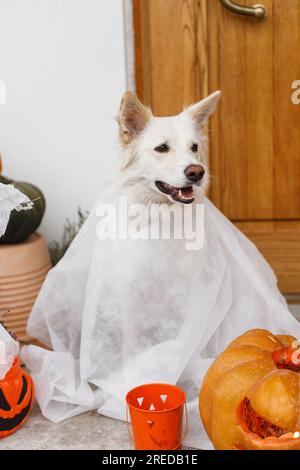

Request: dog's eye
left=191, top=143, right=198, bottom=153
left=154, top=144, right=170, bottom=153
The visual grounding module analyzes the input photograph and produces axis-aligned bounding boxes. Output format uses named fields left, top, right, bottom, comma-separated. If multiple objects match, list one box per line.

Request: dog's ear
left=185, top=91, right=221, bottom=129
left=118, top=91, right=152, bottom=145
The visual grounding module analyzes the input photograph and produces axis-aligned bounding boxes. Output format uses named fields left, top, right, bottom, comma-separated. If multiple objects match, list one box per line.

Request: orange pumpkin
left=0, top=357, right=34, bottom=438
left=199, top=329, right=300, bottom=450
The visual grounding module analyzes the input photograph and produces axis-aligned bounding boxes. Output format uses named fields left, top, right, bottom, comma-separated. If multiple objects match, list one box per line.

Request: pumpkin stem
left=272, top=347, right=300, bottom=372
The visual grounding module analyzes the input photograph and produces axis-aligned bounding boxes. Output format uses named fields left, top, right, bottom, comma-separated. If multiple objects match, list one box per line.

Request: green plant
left=48, top=207, right=88, bottom=266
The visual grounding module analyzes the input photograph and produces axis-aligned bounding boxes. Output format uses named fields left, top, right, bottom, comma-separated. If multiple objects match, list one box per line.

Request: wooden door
left=134, top=0, right=300, bottom=294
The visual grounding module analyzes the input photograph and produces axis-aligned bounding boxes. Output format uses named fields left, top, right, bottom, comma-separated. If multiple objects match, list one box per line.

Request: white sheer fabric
left=21, top=192, right=300, bottom=449
left=0, top=183, right=33, bottom=237
left=0, top=325, right=19, bottom=380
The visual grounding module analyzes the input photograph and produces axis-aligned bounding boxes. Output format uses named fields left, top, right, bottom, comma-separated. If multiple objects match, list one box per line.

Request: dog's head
left=117, top=91, right=221, bottom=204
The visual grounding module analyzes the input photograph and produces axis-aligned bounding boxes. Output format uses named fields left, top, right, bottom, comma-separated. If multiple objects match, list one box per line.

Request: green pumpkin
left=0, top=174, right=46, bottom=244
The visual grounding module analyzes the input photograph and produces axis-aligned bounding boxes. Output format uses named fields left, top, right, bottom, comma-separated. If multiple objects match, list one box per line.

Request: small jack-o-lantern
left=0, top=357, right=34, bottom=438
left=199, top=329, right=300, bottom=450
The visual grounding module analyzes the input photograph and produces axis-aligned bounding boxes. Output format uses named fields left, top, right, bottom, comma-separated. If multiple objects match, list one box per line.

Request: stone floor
left=0, top=403, right=131, bottom=450
left=0, top=301, right=299, bottom=450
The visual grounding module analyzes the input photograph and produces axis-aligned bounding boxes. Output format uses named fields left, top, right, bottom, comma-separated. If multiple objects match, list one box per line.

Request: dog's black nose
left=184, top=164, right=205, bottom=182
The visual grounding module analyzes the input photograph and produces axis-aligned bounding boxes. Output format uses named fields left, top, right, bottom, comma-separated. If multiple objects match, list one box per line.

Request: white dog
left=117, top=90, right=221, bottom=206
left=23, top=90, right=300, bottom=450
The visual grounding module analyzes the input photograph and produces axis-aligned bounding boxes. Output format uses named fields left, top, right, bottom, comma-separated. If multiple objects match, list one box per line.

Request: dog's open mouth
left=155, top=181, right=195, bottom=204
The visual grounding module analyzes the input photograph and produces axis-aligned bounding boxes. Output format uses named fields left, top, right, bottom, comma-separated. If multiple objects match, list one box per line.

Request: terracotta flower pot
left=0, top=233, right=51, bottom=342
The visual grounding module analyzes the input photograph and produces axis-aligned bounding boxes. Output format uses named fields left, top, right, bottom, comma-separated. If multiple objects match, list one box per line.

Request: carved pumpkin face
left=0, top=357, right=34, bottom=438
left=199, top=329, right=300, bottom=450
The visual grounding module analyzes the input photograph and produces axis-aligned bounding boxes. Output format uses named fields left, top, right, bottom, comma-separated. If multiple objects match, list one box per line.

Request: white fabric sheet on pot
left=0, top=182, right=33, bottom=237
left=21, top=192, right=300, bottom=450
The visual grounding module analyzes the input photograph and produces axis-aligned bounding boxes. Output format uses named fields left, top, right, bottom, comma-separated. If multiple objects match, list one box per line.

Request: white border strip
left=123, top=0, right=136, bottom=92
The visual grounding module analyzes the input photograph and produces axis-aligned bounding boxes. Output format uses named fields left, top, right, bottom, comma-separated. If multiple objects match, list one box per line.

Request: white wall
left=0, top=0, right=127, bottom=242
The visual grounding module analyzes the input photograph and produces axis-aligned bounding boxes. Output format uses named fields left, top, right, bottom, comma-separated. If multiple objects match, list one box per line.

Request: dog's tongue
left=181, top=187, right=194, bottom=198
left=174, top=186, right=194, bottom=203
left=165, top=183, right=194, bottom=203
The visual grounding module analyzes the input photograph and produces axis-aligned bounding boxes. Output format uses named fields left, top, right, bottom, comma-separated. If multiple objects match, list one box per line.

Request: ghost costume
left=21, top=185, right=300, bottom=449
